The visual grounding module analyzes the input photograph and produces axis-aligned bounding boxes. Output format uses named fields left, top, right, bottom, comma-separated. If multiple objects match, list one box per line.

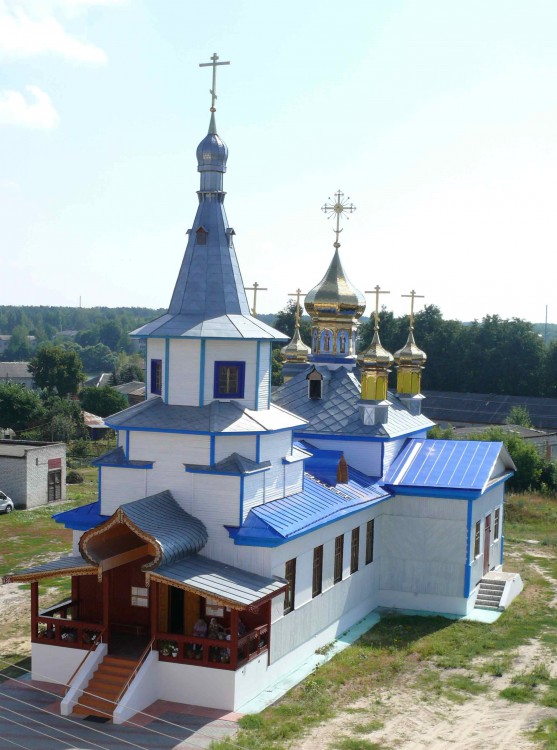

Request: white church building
left=3, top=59, right=522, bottom=723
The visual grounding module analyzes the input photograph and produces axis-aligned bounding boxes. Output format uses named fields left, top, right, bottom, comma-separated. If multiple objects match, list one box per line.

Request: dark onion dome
left=394, top=329, right=427, bottom=366
left=304, top=248, right=366, bottom=320
left=196, top=131, right=228, bottom=173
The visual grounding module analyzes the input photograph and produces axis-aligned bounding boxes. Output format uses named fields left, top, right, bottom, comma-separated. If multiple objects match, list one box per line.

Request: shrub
left=66, top=470, right=84, bottom=485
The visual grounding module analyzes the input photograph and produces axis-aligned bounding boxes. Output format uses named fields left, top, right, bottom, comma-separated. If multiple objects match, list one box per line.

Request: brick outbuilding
left=0, top=440, right=66, bottom=509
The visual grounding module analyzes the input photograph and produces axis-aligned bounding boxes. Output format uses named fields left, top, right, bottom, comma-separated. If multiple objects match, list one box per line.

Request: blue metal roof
left=382, top=439, right=511, bottom=492
left=272, top=365, right=434, bottom=439
left=53, top=501, right=109, bottom=531
left=231, top=470, right=389, bottom=546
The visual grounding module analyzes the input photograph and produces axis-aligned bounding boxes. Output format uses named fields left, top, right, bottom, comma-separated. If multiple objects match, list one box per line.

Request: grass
left=330, top=739, right=387, bottom=750
left=352, top=721, right=384, bottom=734
left=531, top=718, right=557, bottom=749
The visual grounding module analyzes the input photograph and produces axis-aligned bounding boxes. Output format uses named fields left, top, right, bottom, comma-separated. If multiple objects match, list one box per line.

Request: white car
left=0, top=491, right=14, bottom=514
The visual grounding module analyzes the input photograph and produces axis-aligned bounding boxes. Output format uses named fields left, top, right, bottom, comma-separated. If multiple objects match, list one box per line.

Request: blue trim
left=232, top=494, right=392, bottom=547
left=125, top=430, right=130, bottom=460
left=268, top=343, right=272, bottom=408
left=210, top=435, right=215, bottom=465
left=96, top=462, right=153, bottom=470
left=98, top=467, right=102, bottom=505
left=239, top=476, right=245, bottom=526
left=186, top=466, right=270, bottom=476
left=387, top=486, right=478, bottom=500
left=464, top=498, right=473, bottom=597
left=103, top=422, right=296, bottom=437
left=255, top=342, right=261, bottom=410
left=297, top=431, right=389, bottom=443
left=213, top=361, right=246, bottom=399
left=309, top=354, right=357, bottom=363
left=380, top=442, right=384, bottom=474
left=164, top=339, right=170, bottom=402
left=150, top=359, right=162, bottom=395
left=199, top=340, right=206, bottom=406
left=256, top=434, right=261, bottom=463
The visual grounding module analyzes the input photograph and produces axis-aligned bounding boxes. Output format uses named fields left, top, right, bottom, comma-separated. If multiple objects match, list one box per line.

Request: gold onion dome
left=281, top=327, right=311, bottom=362
left=360, top=329, right=394, bottom=368
left=394, top=328, right=427, bottom=366
left=304, top=249, right=366, bottom=320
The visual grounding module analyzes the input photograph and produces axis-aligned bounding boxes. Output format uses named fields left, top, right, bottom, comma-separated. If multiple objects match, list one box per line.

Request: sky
left=1, top=0, right=557, bottom=324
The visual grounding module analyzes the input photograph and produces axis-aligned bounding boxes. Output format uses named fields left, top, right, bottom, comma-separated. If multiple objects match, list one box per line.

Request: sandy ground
left=293, top=553, right=557, bottom=750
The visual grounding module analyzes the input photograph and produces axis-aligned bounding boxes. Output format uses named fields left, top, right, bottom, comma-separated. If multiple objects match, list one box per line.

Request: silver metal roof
left=186, top=452, right=271, bottom=474
left=3, top=555, right=96, bottom=583
left=272, top=366, right=434, bottom=438
left=105, top=397, right=306, bottom=434
left=153, top=553, right=286, bottom=608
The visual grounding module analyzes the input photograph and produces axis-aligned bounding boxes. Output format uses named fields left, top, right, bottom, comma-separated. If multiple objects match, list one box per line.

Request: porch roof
left=2, top=555, right=97, bottom=584
left=150, top=554, right=287, bottom=610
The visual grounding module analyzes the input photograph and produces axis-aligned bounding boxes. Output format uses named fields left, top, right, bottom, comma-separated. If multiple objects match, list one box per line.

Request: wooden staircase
left=71, top=655, right=137, bottom=719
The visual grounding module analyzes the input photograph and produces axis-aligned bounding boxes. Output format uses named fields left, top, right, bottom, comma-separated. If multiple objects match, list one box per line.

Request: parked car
left=0, top=491, right=14, bottom=514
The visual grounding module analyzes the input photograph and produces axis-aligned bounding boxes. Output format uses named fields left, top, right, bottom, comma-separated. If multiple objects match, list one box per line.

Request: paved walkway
left=0, top=676, right=239, bottom=750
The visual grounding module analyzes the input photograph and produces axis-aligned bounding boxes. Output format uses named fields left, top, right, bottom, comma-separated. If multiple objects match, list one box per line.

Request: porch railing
left=156, top=624, right=269, bottom=671
left=39, top=599, right=78, bottom=619
left=33, top=616, right=104, bottom=650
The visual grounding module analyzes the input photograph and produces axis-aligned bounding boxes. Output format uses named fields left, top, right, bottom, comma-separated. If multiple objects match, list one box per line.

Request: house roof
left=151, top=554, right=287, bottom=610
left=113, top=380, right=145, bottom=396
left=382, top=439, right=515, bottom=494
left=422, top=390, right=557, bottom=431
left=0, top=362, right=32, bottom=379
left=186, top=452, right=271, bottom=475
left=273, top=366, right=433, bottom=438
left=84, top=373, right=112, bottom=388
left=2, top=555, right=97, bottom=583
left=131, top=312, right=287, bottom=341
left=105, top=396, right=306, bottom=434
left=82, top=411, right=110, bottom=430
left=231, top=469, right=390, bottom=546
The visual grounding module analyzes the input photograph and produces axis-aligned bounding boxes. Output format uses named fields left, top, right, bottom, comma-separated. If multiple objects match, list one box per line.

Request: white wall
left=100, top=467, right=149, bottom=515
left=304, top=438, right=382, bottom=477
left=192, top=474, right=241, bottom=558
left=469, top=484, right=505, bottom=589
left=284, top=462, right=303, bottom=496
left=382, top=439, right=405, bottom=474
left=257, top=342, right=271, bottom=409
left=168, top=339, right=201, bottom=406
left=32, top=642, right=87, bottom=684
left=242, top=473, right=264, bottom=522
left=214, top=434, right=256, bottom=463
left=259, top=432, right=292, bottom=462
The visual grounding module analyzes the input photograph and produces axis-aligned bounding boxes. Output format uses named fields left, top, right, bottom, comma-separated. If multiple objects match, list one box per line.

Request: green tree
left=80, top=343, right=117, bottom=374
left=506, top=406, right=533, bottom=428
left=40, top=396, right=87, bottom=442
left=271, top=346, right=284, bottom=386
left=79, top=386, right=128, bottom=417
left=4, top=326, right=32, bottom=361
left=0, top=383, right=45, bottom=432
left=29, top=344, right=85, bottom=397
left=114, top=361, right=144, bottom=384
left=273, top=300, right=311, bottom=345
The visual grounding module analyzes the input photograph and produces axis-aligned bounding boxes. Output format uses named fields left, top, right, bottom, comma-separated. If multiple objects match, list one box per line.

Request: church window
left=312, top=545, right=323, bottom=597
left=150, top=359, right=162, bottom=395
left=350, top=527, right=360, bottom=574
left=307, top=368, right=323, bottom=400
left=214, top=361, right=245, bottom=399
left=131, top=586, right=149, bottom=608
left=474, top=520, right=481, bottom=558
left=494, top=508, right=500, bottom=541
left=284, top=558, right=296, bottom=614
left=196, top=227, right=208, bottom=245
left=365, top=519, right=374, bottom=565
left=334, top=535, right=344, bottom=584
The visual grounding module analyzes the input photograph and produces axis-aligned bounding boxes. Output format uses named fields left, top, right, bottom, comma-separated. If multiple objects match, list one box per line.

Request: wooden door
left=483, top=514, right=491, bottom=575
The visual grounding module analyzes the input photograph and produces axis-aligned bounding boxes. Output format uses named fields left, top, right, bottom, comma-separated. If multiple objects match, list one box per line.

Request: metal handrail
left=65, top=626, right=105, bottom=689
left=116, top=637, right=155, bottom=704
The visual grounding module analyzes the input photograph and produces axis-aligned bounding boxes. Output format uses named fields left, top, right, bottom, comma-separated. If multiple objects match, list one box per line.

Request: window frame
left=213, top=361, right=246, bottom=399
left=284, top=558, right=296, bottom=615
left=312, top=545, right=323, bottom=598
left=365, top=519, right=374, bottom=565
left=350, top=527, right=360, bottom=574
left=474, top=520, right=481, bottom=558
left=150, top=358, right=162, bottom=396
left=494, top=507, right=500, bottom=541
left=334, top=534, right=344, bottom=584
left=131, top=586, right=149, bottom=608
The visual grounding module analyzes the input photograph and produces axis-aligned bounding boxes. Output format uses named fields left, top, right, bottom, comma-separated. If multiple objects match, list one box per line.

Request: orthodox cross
left=245, top=282, right=268, bottom=317
left=199, top=52, right=230, bottom=112
left=365, top=286, right=390, bottom=331
left=402, top=290, right=425, bottom=329
left=321, top=190, right=356, bottom=248
left=288, top=288, right=307, bottom=327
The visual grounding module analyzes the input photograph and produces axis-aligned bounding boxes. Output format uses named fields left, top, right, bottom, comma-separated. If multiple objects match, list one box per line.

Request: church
left=3, top=57, right=522, bottom=723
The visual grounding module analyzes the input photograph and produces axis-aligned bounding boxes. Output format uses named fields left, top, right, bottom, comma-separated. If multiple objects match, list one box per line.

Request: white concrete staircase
left=475, top=571, right=524, bottom=611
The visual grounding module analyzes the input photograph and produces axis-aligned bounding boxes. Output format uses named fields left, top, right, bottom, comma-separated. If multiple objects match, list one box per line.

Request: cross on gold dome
left=199, top=52, right=230, bottom=112
left=365, top=286, right=390, bottom=331
left=402, top=289, right=425, bottom=329
left=245, top=282, right=268, bottom=317
left=289, top=288, right=307, bottom=327
left=321, top=190, right=356, bottom=249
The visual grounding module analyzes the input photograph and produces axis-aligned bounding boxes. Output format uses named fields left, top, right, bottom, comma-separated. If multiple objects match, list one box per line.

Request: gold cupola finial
left=394, top=290, right=427, bottom=396
left=281, top=288, right=311, bottom=365
left=359, top=286, right=394, bottom=402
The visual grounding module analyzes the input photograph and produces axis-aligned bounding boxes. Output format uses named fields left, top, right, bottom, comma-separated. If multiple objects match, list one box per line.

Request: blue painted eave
left=53, top=501, right=109, bottom=532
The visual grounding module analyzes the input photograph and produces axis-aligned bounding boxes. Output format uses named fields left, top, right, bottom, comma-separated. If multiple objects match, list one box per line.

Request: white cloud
left=0, top=1, right=109, bottom=63
left=0, top=85, right=59, bottom=129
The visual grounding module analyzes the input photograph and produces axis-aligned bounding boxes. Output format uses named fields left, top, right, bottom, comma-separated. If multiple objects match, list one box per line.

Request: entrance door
left=483, top=514, right=491, bottom=575
left=169, top=587, right=185, bottom=634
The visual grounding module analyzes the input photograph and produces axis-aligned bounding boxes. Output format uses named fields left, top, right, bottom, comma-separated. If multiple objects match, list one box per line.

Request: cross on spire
left=199, top=52, right=230, bottom=113
left=245, top=282, right=268, bottom=317
left=289, top=288, right=307, bottom=328
left=401, top=290, right=425, bottom=329
left=321, top=190, right=356, bottom=249
left=365, top=286, right=390, bottom=331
